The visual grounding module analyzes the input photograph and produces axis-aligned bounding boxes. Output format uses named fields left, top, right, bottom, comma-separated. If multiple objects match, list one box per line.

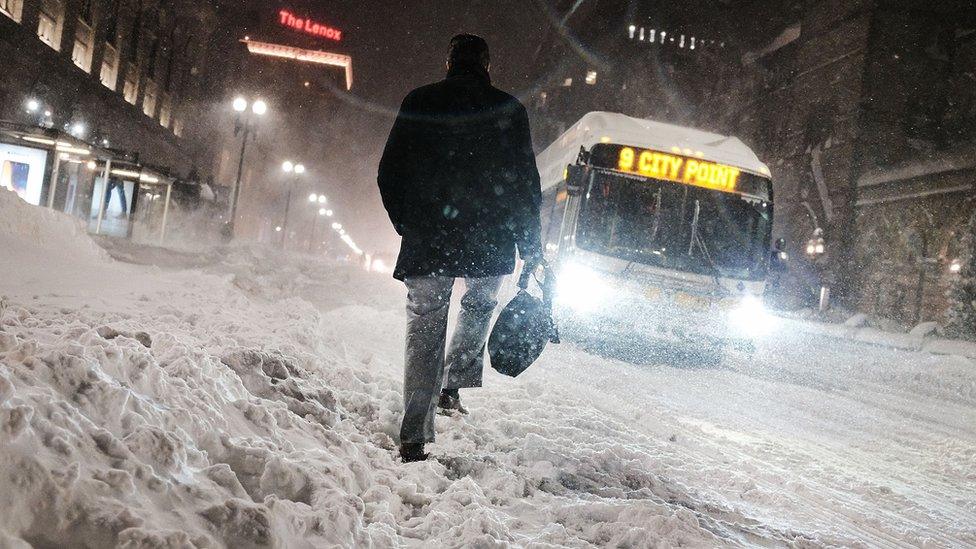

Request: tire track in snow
left=538, top=340, right=975, bottom=547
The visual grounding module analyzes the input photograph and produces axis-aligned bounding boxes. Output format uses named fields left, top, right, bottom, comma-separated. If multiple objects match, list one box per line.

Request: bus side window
left=541, top=183, right=568, bottom=253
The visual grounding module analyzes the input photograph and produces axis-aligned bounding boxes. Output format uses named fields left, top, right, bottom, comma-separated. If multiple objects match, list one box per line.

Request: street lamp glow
left=275, top=226, right=282, bottom=232
left=317, top=195, right=326, bottom=204
left=331, top=222, right=342, bottom=230
left=43, top=110, right=52, bottom=117
left=319, top=207, right=327, bottom=216
left=232, top=97, right=248, bottom=112
left=70, top=122, right=86, bottom=138
left=294, top=163, right=305, bottom=174
left=26, top=99, right=39, bottom=112
left=325, top=209, right=333, bottom=217
left=282, top=160, right=294, bottom=173
left=251, top=99, right=268, bottom=115
left=308, top=193, right=318, bottom=202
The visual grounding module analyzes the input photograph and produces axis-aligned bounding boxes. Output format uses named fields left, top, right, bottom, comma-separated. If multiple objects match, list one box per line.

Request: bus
left=536, top=112, right=779, bottom=357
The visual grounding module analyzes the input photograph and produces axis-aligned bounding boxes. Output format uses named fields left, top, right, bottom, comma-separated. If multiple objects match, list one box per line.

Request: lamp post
left=279, top=161, right=304, bottom=248
left=226, top=96, right=267, bottom=238
left=308, top=193, right=329, bottom=252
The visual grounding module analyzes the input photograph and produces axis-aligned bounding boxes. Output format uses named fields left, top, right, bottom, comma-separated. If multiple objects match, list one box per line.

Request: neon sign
left=242, top=39, right=353, bottom=90
left=278, top=9, right=342, bottom=41
left=616, top=146, right=741, bottom=192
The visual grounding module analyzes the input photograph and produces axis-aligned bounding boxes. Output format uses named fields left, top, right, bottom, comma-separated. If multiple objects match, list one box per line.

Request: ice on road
left=1, top=189, right=974, bottom=547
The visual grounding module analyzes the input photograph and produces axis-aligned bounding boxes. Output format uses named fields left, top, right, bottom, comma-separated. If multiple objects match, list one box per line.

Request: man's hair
left=448, top=34, right=490, bottom=69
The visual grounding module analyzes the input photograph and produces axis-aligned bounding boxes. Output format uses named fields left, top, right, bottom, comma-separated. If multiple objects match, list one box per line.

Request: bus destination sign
left=617, top=146, right=740, bottom=192
left=591, top=144, right=745, bottom=193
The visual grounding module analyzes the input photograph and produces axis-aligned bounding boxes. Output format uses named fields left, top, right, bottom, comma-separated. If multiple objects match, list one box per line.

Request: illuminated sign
left=278, top=9, right=342, bottom=41
left=242, top=39, right=353, bottom=90
left=617, top=146, right=741, bottom=192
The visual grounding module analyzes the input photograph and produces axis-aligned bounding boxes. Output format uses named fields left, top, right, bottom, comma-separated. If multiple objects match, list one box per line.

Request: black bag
left=488, top=261, right=560, bottom=377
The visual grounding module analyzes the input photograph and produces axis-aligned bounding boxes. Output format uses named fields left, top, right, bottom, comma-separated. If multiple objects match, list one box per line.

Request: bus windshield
left=577, top=170, right=773, bottom=280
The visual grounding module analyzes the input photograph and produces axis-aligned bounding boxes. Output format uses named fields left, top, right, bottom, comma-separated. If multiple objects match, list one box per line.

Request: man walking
left=377, top=34, right=543, bottom=462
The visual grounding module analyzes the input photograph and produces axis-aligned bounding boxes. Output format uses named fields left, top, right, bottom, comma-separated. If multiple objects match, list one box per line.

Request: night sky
left=331, top=0, right=554, bottom=109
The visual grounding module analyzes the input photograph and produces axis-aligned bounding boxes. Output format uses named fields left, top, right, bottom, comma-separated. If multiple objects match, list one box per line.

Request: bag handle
left=517, top=259, right=561, bottom=344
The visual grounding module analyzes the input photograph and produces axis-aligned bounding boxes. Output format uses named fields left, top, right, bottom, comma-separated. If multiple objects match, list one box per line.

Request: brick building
left=0, top=0, right=224, bottom=173
left=0, top=0, right=237, bottom=240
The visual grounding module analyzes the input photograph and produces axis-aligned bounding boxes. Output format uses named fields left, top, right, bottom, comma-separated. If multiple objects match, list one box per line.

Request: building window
left=585, top=70, right=598, bottom=85
left=142, top=80, right=157, bottom=118
left=158, top=93, right=172, bottom=127
left=72, top=19, right=94, bottom=72
left=172, top=117, right=183, bottom=137
left=123, top=63, right=140, bottom=104
left=0, top=0, right=24, bottom=22
left=100, top=44, right=119, bottom=89
left=37, top=0, right=64, bottom=50
left=562, top=77, right=573, bottom=87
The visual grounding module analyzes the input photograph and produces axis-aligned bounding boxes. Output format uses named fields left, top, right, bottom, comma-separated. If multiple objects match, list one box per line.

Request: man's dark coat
left=378, top=64, right=542, bottom=281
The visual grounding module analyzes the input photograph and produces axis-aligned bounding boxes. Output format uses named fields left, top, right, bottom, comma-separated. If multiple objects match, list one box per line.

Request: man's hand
left=517, top=253, right=544, bottom=290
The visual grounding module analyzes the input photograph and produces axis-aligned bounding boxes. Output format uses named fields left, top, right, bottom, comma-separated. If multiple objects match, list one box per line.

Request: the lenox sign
left=278, top=9, right=342, bottom=41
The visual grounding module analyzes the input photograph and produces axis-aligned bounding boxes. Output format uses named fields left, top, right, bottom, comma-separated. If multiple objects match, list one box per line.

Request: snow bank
left=0, top=187, right=109, bottom=264
left=0, top=193, right=727, bottom=547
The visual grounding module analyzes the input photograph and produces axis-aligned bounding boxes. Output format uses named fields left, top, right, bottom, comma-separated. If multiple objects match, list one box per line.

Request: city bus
left=536, top=112, right=778, bottom=357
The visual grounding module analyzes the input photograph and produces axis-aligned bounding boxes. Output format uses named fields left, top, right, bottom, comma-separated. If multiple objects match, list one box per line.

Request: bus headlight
left=556, top=262, right=612, bottom=311
left=728, top=295, right=776, bottom=337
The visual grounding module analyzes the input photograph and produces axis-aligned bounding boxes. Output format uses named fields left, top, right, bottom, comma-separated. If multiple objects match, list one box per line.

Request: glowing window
left=0, top=0, right=24, bottom=22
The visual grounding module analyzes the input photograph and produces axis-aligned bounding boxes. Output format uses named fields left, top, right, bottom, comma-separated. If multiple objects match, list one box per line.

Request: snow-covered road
left=329, top=282, right=976, bottom=548
left=1, top=190, right=974, bottom=547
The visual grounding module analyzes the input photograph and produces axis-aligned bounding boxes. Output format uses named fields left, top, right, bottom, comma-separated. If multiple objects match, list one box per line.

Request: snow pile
left=3, top=190, right=975, bottom=547
left=0, top=187, right=109, bottom=264
left=0, top=193, right=728, bottom=547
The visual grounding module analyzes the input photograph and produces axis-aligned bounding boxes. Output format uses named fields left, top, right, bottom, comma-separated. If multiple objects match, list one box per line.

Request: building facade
left=0, top=0, right=236, bottom=241
left=0, top=0, right=222, bottom=172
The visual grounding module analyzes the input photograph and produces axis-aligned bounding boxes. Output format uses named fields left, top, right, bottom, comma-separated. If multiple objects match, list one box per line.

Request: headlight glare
left=556, top=263, right=611, bottom=311
left=728, top=295, right=776, bottom=337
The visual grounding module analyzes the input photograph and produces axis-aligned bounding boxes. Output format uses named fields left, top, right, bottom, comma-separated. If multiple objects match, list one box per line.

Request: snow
left=2, top=187, right=976, bottom=547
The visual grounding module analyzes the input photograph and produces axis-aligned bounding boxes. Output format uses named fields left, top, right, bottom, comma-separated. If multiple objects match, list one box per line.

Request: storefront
left=0, top=123, right=174, bottom=243
left=87, top=160, right=173, bottom=242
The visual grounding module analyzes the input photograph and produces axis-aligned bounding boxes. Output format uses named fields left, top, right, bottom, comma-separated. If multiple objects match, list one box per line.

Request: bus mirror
left=566, top=164, right=587, bottom=196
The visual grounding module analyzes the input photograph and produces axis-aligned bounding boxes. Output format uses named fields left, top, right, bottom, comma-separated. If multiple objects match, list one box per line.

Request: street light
left=26, top=98, right=39, bottom=112
left=70, top=122, right=86, bottom=138
left=308, top=193, right=318, bottom=202
left=317, top=194, right=326, bottom=204
left=319, top=207, right=327, bottom=216
left=279, top=159, right=304, bottom=248
left=227, top=95, right=268, bottom=238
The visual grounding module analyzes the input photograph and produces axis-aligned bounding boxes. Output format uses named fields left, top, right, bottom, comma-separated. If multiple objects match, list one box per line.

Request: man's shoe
left=437, top=393, right=469, bottom=415
left=400, top=443, right=429, bottom=463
